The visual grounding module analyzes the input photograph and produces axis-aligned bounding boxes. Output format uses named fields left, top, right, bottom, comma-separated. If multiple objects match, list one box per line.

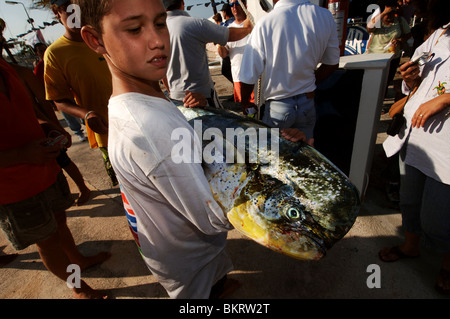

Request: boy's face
left=100, top=0, right=170, bottom=83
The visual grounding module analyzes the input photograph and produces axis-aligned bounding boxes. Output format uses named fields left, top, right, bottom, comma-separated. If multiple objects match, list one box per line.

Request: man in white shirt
left=163, top=0, right=252, bottom=108
left=240, top=0, right=340, bottom=145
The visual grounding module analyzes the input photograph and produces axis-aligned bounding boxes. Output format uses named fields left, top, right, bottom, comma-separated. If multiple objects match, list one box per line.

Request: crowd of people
left=0, top=0, right=449, bottom=299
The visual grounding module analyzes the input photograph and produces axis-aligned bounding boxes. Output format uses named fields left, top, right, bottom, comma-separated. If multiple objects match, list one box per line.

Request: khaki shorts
left=0, top=172, right=74, bottom=250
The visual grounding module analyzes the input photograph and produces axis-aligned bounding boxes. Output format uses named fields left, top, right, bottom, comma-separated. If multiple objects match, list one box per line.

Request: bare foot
left=76, top=188, right=91, bottom=206
left=73, top=280, right=109, bottom=299
left=78, top=251, right=112, bottom=271
left=0, top=253, right=18, bottom=267
left=378, top=246, right=420, bottom=262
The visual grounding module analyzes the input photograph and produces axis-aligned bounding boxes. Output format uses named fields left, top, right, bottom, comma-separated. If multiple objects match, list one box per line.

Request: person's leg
left=379, top=155, right=424, bottom=261
left=62, top=161, right=91, bottom=206
left=57, top=150, right=91, bottom=206
left=52, top=211, right=111, bottom=271
left=419, top=176, right=450, bottom=294
left=35, top=226, right=108, bottom=299
left=61, top=111, right=86, bottom=141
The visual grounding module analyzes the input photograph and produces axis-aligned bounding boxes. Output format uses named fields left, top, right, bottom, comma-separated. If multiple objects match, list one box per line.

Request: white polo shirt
left=239, top=0, right=340, bottom=101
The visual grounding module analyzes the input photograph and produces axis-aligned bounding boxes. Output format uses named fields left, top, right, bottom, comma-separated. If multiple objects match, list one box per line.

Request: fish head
left=228, top=174, right=329, bottom=260
left=227, top=144, right=360, bottom=261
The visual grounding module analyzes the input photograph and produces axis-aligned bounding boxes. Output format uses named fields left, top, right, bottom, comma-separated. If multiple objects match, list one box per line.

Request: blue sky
left=0, top=0, right=221, bottom=44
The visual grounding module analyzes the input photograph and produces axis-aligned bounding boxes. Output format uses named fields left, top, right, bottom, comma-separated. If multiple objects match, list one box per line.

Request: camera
left=410, top=52, right=429, bottom=66
left=43, top=134, right=68, bottom=147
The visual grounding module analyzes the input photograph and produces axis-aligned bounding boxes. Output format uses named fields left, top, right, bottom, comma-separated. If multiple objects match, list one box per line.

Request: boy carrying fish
left=74, top=0, right=305, bottom=298
left=73, top=0, right=238, bottom=299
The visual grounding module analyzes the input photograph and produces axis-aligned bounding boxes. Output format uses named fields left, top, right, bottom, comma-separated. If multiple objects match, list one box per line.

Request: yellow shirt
left=44, top=36, right=112, bottom=148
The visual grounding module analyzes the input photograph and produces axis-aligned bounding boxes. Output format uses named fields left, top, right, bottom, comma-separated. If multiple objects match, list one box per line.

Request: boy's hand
left=85, top=111, right=108, bottom=135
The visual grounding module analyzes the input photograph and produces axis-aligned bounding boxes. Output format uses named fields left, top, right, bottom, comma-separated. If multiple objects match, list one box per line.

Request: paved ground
left=0, top=67, right=448, bottom=300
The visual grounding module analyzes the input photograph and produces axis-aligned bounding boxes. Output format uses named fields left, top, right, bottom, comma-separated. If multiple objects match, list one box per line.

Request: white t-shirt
left=383, top=28, right=450, bottom=185
left=166, top=10, right=229, bottom=101
left=224, top=21, right=250, bottom=83
left=108, top=93, right=233, bottom=298
left=239, top=0, right=340, bottom=101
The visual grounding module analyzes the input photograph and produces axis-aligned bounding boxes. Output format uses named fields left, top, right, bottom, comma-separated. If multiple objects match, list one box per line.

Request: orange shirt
left=0, top=59, right=60, bottom=205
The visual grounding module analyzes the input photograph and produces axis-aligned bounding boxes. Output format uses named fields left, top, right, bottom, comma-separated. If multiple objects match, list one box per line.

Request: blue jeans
left=399, top=149, right=450, bottom=253
left=61, top=111, right=84, bottom=137
left=262, top=93, right=316, bottom=140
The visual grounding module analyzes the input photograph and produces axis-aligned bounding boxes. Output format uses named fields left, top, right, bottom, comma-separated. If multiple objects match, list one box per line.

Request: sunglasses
left=230, top=2, right=241, bottom=7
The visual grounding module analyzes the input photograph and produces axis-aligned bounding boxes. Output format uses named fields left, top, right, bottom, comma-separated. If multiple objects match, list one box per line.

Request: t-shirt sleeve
left=238, top=28, right=265, bottom=84
left=197, top=18, right=230, bottom=47
left=43, top=49, right=74, bottom=102
left=320, top=13, right=341, bottom=65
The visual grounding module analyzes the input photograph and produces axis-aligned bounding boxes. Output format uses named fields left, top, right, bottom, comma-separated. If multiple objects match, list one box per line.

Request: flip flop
left=378, top=246, right=419, bottom=262
left=435, top=268, right=450, bottom=295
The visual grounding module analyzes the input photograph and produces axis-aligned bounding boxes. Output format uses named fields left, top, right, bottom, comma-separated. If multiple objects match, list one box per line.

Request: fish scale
left=176, top=105, right=360, bottom=260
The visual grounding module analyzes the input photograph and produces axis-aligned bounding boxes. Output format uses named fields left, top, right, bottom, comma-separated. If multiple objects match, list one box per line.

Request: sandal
left=378, top=246, right=419, bottom=262
left=435, top=268, right=450, bottom=295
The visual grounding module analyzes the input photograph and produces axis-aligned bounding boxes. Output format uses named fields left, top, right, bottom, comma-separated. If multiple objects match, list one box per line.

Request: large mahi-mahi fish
left=177, top=105, right=360, bottom=261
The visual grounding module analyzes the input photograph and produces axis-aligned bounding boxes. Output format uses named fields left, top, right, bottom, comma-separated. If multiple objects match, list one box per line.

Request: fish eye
left=285, top=207, right=303, bottom=221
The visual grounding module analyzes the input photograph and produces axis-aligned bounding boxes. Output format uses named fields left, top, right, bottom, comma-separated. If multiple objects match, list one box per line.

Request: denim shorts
left=262, top=93, right=316, bottom=140
left=0, top=172, right=74, bottom=250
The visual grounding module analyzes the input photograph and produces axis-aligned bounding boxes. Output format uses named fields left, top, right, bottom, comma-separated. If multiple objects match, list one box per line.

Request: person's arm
left=411, top=93, right=450, bottom=128
left=217, top=44, right=229, bottom=58
left=240, top=82, right=257, bottom=114
left=315, top=63, right=338, bottom=85
left=150, top=163, right=233, bottom=235
left=227, top=18, right=253, bottom=42
left=54, top=99, right=108, bottom=135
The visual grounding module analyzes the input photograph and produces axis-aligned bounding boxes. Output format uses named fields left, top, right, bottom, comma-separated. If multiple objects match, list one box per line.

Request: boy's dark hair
left=71, top=0, right=112, bottom=32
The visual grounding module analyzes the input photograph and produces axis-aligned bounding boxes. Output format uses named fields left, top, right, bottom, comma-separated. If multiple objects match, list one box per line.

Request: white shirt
left=238, top=0, right=340, bottom=101
left=383, top=27, right=450, bottom=185
left=224, top=21, right=250, bottom=83
left=108, top=93, right=233, bottom=298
